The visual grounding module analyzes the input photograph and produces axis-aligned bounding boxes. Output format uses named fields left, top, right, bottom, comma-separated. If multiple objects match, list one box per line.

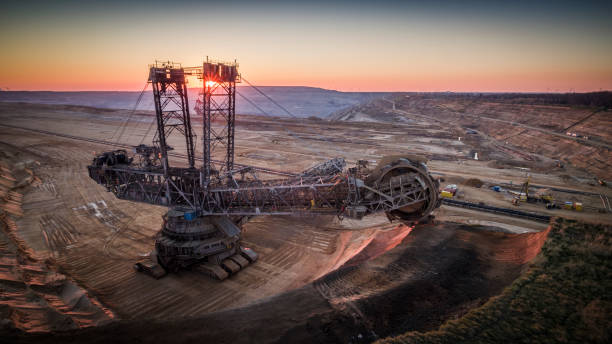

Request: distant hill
left=0, top=87, right=387, bottom=118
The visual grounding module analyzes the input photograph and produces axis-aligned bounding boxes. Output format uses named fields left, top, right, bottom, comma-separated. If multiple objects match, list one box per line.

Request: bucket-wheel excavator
left=87, top=59, right=441, bottom=279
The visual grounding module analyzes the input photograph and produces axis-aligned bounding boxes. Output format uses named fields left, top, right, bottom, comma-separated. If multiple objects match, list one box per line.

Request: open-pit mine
left=0, top=61, right=610, bottom=343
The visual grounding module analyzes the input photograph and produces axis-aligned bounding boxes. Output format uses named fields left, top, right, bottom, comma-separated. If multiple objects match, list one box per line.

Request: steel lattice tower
left=196, top=59, right=240, bottom=181
left=149, top=61, right=196, bottom=172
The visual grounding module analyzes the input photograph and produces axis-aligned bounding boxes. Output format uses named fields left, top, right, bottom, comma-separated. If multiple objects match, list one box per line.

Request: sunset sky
left=1, top=0, right=611, bottom=92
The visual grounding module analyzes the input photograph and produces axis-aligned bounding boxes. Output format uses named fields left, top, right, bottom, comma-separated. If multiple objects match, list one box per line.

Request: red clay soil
left=3, top=222, right=551, bottom=344
left=342, top=224, right=415, bottom=267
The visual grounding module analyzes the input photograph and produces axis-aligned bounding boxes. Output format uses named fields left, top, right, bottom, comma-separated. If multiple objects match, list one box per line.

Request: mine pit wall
left=0, top=152, right=114, bottom=333
left=312, top=222, right=553, bottom=341
left=462, top=224, right=552, bottom=265
left=488, top=126, right=611, bottom=180
left=307, top=223, right=415, bottom=284
left=341, top=224, right=415, bottom=268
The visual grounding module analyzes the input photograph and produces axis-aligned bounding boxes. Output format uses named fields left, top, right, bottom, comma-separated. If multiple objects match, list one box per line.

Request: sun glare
left=205, top=80, right=217, bottom=88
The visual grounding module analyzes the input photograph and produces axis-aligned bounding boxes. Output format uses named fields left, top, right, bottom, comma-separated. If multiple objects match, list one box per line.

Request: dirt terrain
left=0, top=100, right=608, bottom=341
left=4, top=223, right=551, bottom=343
left=331, top=94, right=611, bottom=181
left=330, top=94, right=612, bottom=222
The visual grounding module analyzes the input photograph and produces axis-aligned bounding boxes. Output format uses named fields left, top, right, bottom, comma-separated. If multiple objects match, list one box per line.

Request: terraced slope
left=0, top=149, right=113, bottom=332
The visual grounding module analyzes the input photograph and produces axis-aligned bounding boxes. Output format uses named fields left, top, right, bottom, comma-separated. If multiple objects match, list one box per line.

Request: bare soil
left=0, top=100, right=603, bottom=342
left=4, top=223, right=551, bottom=344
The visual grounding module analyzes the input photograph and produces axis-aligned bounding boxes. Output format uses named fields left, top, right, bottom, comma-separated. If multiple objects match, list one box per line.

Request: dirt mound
left=464, top=178, right=484, bottom=188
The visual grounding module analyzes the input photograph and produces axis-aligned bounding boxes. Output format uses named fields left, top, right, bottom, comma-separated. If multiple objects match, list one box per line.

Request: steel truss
left=195, top=60, right=240, bottom=181
left=149, top=61, right=196, bottom=170
left=87, top=157, right=437, bottom=219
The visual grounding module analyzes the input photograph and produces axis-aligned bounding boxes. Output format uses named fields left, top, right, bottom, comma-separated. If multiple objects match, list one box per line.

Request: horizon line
left=1, top=88, right=610, bottom=94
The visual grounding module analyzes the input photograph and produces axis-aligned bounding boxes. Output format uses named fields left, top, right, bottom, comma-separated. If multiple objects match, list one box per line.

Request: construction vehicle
left=562, top=201, right=583, bottom=211
left=87, top=60, right=441, bottom=280
left=512, top=175, right=530, bottom=206
left=535, top=188, right=553, bottom=203
left=512, top=177, right=558, bottom=206
left=440, top=184, right=457, bottom=198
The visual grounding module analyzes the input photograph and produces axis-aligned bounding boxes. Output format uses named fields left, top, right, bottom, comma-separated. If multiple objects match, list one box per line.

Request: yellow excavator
left=512, top=175, right=530, bottom=206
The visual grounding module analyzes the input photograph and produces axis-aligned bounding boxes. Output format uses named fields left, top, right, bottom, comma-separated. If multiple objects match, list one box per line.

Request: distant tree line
left=477, top=91, right=612, bottom=108
left=408, top=91, right=612, bottom=108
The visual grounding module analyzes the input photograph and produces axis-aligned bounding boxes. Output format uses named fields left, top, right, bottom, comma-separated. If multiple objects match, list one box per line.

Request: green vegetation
left=378, top=218, right=611, bottom=344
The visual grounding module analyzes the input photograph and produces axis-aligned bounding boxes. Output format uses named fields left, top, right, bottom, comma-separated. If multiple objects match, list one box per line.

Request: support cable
left=108, top=84, right=146, bottom=142
left=239, top=77, right=355, bottom=160
left=130, top=91, right=154, bottom=144
left=241, top=77, right=296, bottom=118
left=139, top=97, right=158, bottom=145
left=236, top=90, right=338, bottom=158
left=110, top=82, right=149, bottom=145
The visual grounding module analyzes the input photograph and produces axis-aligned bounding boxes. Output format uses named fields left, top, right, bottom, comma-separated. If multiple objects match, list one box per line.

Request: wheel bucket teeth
left=240, top=246, right=258, bottom=263
left=229, top=254, right=249, bottom=269
left=195, top=263, right=229, bottom=281
left=221, top=259, right=241, bottom=274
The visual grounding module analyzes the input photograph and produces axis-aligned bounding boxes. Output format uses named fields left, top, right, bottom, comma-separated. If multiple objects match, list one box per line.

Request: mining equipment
left=87, top=59, right=441, bottom=280
left=440, top=184, right=458, bottom=198
left=534, top=189, right=553, bottom=204
left=512, top=175, right=531, bottom=206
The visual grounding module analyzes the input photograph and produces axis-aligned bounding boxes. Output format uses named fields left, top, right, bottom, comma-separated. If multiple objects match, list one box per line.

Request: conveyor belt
left=442, top=198, right=551, bottom=223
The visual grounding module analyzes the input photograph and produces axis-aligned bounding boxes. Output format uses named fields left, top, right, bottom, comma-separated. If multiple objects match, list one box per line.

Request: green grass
left=377, top=218, right=611, bottom=344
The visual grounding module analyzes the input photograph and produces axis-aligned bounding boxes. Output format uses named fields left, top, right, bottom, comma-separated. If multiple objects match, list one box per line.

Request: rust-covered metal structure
left=88, top=59, right=441, bottom=279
